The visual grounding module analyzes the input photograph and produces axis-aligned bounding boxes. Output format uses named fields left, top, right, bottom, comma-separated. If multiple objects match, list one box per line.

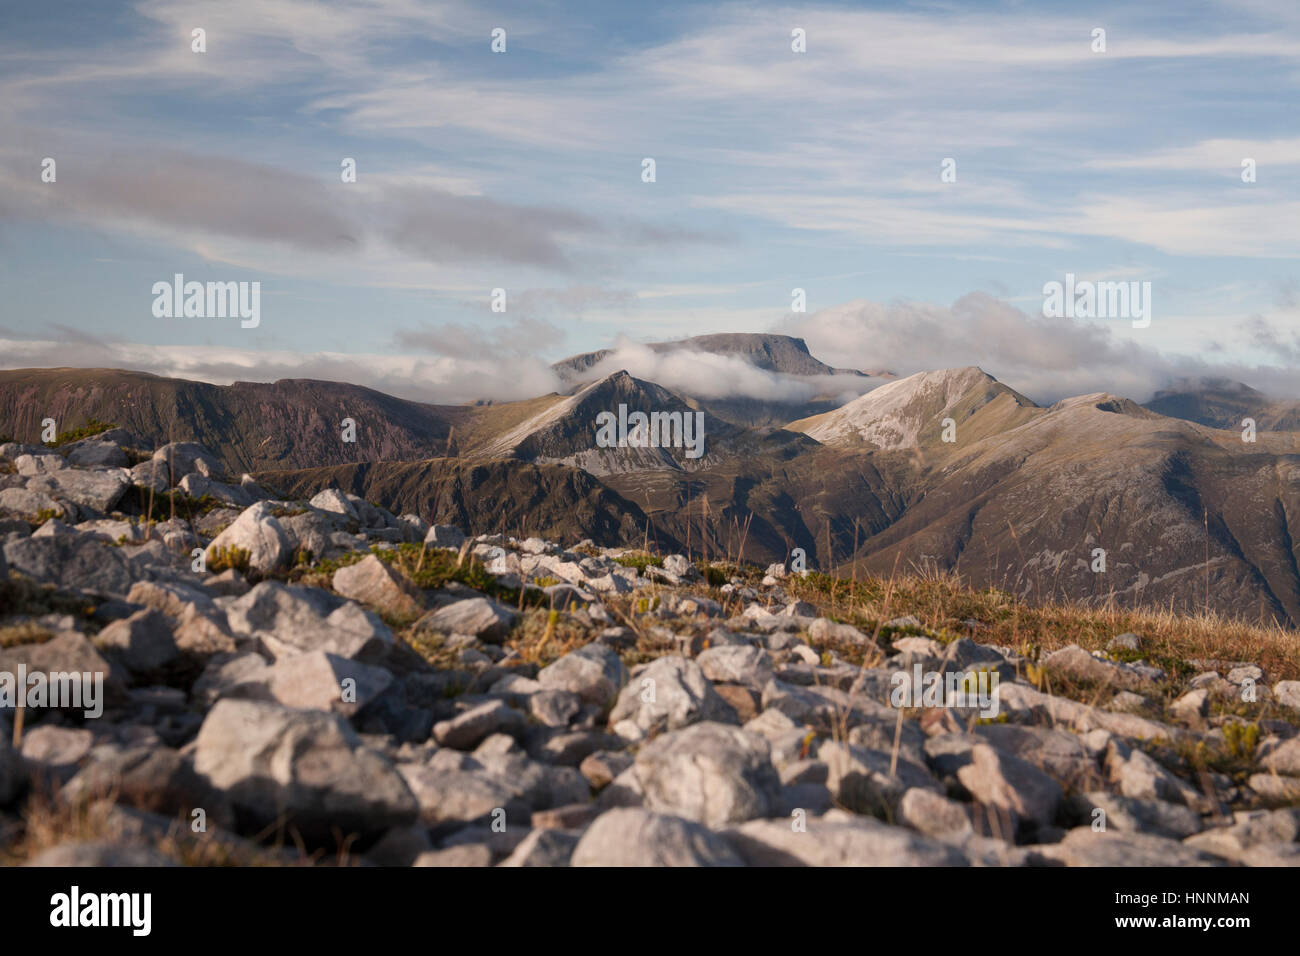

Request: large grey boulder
left=397, top=765, right=529, bottom=830
left=571, top=808, right=744, bottom=867
left=205, top=502, right=292, bottom=573
left=193, top=699, right=417, bottom=845
left=308, top=488, right=359, bottom=522
left=264, top=651, right=393, bottom=716
left=608, top=656, right=737, bottom=736
left=821, top=741, right=943, bottom=817
left=0, top=487, right=69, bottom=518
left=224, top=581, right=394, bottom=662
left=725, top=810, right=970, bottom=866
left=634, top=722, right=781, bottom=826
left=956, top=743, right=1063, bottom=834
left=538, top=643, right=626, bottom=706
left=2, top=534, right=133, bottom=595
left=1037, top=827, right=1229, bottom=867
left=65, top=440, right=129, bottom=468
left=420, top=597, right=518, bottom=643
left=695, top=645, right=774, bottom=690
left=26, top=469, right=131, bottom=512
left=332, top=555, right=422, bottom=619
left=93, top=608, right=181, bottom=675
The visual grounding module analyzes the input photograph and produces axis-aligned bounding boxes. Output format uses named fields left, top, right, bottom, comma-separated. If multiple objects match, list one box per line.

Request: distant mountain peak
left=789, top=366, right=1027, bottom=450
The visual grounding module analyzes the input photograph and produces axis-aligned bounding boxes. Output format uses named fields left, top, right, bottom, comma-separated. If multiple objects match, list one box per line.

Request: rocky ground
left=1, top=429, right=1299, bottom=866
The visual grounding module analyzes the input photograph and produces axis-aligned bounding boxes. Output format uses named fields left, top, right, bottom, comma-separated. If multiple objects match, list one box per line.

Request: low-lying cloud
left=781, top=292, right=1300, bottom=403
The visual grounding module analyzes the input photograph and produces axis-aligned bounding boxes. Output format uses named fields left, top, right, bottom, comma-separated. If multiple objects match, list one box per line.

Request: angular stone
left=821, top=741, right=942, bottom=816
left=397, top=765, right=528, bottom=829
left=608, top=656, right=736, bottom=735
left=1105, top=739, right=1201, bottom=808
left=1273, top=681, right=1300, bottom=711
left=1042, top=644, right=1159, bottom=689
left=65, top=440, right=129, bottom=468
left=897, top=788, right=975, bottom=839
left=579, top=750, right=633, bottom=790
left=94, top=609, right=180, bottom=675
left=193, top=699, right=417, bottom=846
left=499, top=828, right=580, bottom=867
left=957, top=743, right=1062, bottom=833
left=127, top=579, right=215, bottom=619
left=0, top=632, right=126, bottom=712
left=265, top=651, right=393, bottom=717
left=1066, top=792, right=1202, bottom=840
left=433, top=700, right=526, bottom=750
left=224, top=581, right=395, bottom=662
left=3, top=534, right=133, bottom=595
left=27, top=469, right=131, bottom=512
left=1261, top=737, right=1300, bottom=776
left=332, top=555, right=422, bottom=619
left=422, top=597, right=518, bottom=644
left=635, top=722, right=781, bottom=826
left=205, top=501, right=292, bottom=573
left=538, top=643, right=626, bottom=706
left=0, top=487, right=67, bottom=518
left=1037, top=827, right=1228, bottom=867
left=695, top=645, right=774, bottom=690
left=726, top=810, right=969, bottom=866
left=571, top=808, right=744, bottom=867
left=309, top=488, right=359, bottom=522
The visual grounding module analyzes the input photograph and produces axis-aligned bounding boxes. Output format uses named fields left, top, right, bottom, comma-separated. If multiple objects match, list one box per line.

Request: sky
left=0, top=0, right=1297, bottom=405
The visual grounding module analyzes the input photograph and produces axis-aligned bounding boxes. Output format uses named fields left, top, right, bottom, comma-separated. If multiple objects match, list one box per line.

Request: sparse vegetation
left=208, top=545, right=251, bottom=574
left=49, top=419, right=115, bottom=447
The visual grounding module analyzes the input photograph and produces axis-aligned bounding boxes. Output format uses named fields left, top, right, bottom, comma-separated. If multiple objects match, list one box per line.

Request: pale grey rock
left=1066, top=792, right=1202, bottom=839
left=224, top=581, right=394, bottom=662
left=538, top=643, right=626, bottom=706
left=498, top=828, right=580, bottom=867
left=265, top=651, right=393, bottom=716
left=1273, top=681, right=1300, bottom=712
left=696, top=645, right=774, bottom=690
left=726, top=810, right=970, bottom=867
left=957, top=743, right=1062, bottom=832
left=332, top=554, right=422, bottom=618
left=205, top=501, right=292, bottom=573
left=421, top=597, right=518, bottom=644
left=26, top=469, right=131, bottom=512
left=1037, top=827, right=1228, bottom=867
left=821, top=741, right=942, bottom=816
left=433, top=700, right=527, bottom=750
left=571, top=808, right=743, bottom=867
left=609, top=656, right=737, bottom=735
left=65, top=440, right=128, bottom=468
left=93, top=608, right=180, bottom=674
left=634, top=722, right=781, bottom=826
left=193, top=699, right=417, bottom=844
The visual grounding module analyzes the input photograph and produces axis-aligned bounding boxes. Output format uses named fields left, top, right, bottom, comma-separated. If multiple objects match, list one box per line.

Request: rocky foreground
left=1, top=429, right=1299, bottom=866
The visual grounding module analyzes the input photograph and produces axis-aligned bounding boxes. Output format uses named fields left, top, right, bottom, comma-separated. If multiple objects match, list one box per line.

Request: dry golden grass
left=782, top=569, right=1300, bottom=682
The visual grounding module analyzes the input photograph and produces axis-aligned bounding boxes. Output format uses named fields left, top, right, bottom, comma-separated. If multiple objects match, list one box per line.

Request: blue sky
left=0, top=0, right=1297, bottom=404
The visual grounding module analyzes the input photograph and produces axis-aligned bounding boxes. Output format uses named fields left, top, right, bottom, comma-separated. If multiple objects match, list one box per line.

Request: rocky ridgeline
left=1, top=433, right=1299, bottom=867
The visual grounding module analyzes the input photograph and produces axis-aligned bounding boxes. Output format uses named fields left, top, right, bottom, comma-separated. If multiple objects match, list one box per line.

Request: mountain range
left=3, top=334, right=1299, bottom=625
